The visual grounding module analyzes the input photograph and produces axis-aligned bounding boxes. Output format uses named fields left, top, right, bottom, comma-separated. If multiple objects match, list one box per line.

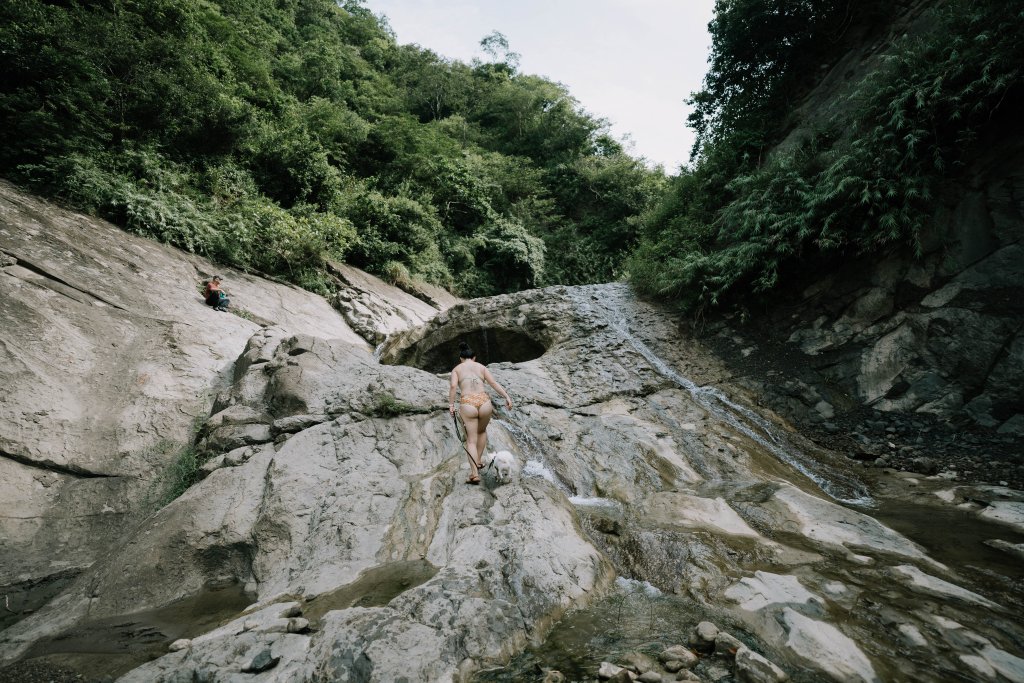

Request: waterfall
left=581, top=288, right=873, bottom=506
left=492, top=413, right=571, bottom=493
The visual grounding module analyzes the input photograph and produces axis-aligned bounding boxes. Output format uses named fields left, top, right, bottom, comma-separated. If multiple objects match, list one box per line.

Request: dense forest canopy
left=0, top=0, right=662, bottom=296
left=630, top=0, right=1024, bottom=313
left=2, top=0, right=1020, bottom=310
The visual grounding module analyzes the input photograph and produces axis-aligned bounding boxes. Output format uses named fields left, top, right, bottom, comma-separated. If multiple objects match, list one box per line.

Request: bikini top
left=457, top=365, right=487, bottom=393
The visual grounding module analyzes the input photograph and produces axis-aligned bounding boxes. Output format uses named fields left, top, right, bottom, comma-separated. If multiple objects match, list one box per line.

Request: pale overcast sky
left=361, top=0, right=716, bottom=171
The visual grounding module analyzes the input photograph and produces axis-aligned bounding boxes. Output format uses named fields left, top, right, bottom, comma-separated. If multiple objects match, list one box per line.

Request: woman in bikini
left=449, top=341, right=513, bottom=484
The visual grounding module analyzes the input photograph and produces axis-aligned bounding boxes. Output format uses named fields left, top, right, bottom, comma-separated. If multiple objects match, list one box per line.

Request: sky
left=360, top=0, right=716, bottom=171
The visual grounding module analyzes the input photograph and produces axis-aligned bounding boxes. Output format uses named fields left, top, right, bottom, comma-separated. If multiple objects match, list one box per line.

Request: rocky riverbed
left=2, top=184, right=1023, bottom=682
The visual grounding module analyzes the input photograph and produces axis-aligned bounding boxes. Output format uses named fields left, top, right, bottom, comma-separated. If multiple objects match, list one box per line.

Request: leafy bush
left=142, top=440, right=200, bottom=511
left=27, top=148, right=357, bottom=283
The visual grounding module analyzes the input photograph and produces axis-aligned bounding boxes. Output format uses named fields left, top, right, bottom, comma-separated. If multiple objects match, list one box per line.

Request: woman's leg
left=459, top=404, right=482, bottom=478
left=475, top=402, right=493, bottom=461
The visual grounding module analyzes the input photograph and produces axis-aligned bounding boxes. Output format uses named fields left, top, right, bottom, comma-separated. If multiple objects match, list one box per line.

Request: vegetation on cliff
left=3, top=0, right=1019, bottom=309
left=630, top=0, right=1024, bottom=313
left=0, top=0, right=662, bottom=296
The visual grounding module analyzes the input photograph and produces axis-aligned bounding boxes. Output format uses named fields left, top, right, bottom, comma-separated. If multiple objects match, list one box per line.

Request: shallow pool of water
left=12, top=584, right=253, bottom=681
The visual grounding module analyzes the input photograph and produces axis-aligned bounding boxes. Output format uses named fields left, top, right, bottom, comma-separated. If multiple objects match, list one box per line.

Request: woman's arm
left=448, top=370, right=459, bottom=414
left=483, top=368, right=513, bottom=410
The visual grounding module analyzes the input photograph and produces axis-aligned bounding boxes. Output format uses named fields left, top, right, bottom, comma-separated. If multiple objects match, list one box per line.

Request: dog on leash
left=481, top=450, right=516, bottom=483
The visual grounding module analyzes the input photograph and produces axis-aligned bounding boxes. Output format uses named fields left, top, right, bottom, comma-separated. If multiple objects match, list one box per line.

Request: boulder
left=660, top=645, right=698, bottom=668
left=735, top=646, right=789, bottom=683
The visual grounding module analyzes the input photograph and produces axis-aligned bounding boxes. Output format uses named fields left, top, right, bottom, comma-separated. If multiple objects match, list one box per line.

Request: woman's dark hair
left=459, top=341, right=474, bottom=359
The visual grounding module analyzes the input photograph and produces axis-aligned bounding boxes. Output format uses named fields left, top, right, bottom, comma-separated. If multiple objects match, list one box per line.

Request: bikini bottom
left=460, top=392, right=491, bottom=409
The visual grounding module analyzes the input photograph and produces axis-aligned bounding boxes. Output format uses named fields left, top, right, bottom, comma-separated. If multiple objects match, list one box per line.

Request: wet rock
left=660, top=645, right=698, bottom=669
left=983, top=539, right=1024, bottom=561
left=714, top=632, right=744, bottom=657
left=3, top=225, right=1021, bottom=683
left=691, top=621, right=719, bottom=652
left=600, top=662, right=636, bottom=681
left=638, top=671, right=664, bottom=683
left=168, top=638, right=190, bottom=652
left=239, top=646, right=278, bottom=673
left=782, top=608, right=879, bottom=682
left=814, top=400, right=835, bottom=419
left=621, top=651, right=660, bottom=673
left=979, top=501, right=1024, bottom=532
left=897, top=624, right=929, bottom=648
left=735, top=646, right=789, bottom=683
left=675, top=672, right=701, bottom=682
left=890, top=565, right=998, bottom=608
left=908, top=457, right=939, bottom=475
left=724, top=571, right=821, bottom=614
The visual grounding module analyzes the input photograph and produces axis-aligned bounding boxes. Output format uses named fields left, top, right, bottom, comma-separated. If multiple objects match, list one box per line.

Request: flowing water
left=374, top=284, right=1023, bottom=682
left=579, top=289, right=872, bottom=506
left=472, top=287, right=1024, bottom=682
left=492, top=414, right=571, bottom=494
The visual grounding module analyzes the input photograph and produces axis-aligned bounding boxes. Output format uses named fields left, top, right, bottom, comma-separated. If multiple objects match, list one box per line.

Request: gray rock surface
left=0, top=180, right=363, bottom=624
left=1, top=190, right=1022, bottom=683
left=735, top=646, right=788, bottom=683
left=328, top=260, right=459, bottom=345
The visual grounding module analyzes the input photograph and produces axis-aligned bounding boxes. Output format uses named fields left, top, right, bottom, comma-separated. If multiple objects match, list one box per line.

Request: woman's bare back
left=454, top=361, right=488, bottom=395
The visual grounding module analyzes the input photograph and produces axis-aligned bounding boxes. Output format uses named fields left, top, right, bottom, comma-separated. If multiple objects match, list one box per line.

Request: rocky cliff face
left=0, top=181, right=452, bottom=640
left=2, top=188, right=1023, bottom=683
left=698, top=1, right=1024, bottom=488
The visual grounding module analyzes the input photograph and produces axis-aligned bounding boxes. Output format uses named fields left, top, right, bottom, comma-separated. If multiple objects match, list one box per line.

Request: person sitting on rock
left=449, top=341, right=513, bottom=484
left=203, top=275, right=230, bottom=312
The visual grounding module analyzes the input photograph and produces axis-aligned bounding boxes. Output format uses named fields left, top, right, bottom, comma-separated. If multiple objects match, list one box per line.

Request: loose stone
left=693, top=621, right=720, bottom=651
left=714, top=632, right=744, bottom=657
left=168, top=638, right=190, bottom=652
left=600, top=662, right=630, bottom=680
left=622, top=651, right=661, bottom=673
left=240, top=647, right=279, bottom=673
left=735, top=645, right=789, bottom=683
left=286, top=617, right=310, bottom=633
left=661, top=645, right=698, bottom=668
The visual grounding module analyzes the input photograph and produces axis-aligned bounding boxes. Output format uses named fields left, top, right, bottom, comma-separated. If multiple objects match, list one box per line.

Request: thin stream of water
left=582, top=294, right=872, bottom=506
left=492, top=414, right=571, bottom=493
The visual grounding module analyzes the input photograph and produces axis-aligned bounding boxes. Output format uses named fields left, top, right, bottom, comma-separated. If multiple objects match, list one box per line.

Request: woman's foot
left=465, top=475, right=481, bottom=485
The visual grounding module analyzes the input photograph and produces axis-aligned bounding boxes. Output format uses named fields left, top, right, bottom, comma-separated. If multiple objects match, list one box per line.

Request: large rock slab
left=2, top=274, right=1022, bottom=682
left=0, top=180, right=363, bottom=618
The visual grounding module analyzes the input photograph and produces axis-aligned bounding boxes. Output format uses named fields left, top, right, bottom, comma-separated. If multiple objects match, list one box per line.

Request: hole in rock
left=387, top=327, right=548, bottom=374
